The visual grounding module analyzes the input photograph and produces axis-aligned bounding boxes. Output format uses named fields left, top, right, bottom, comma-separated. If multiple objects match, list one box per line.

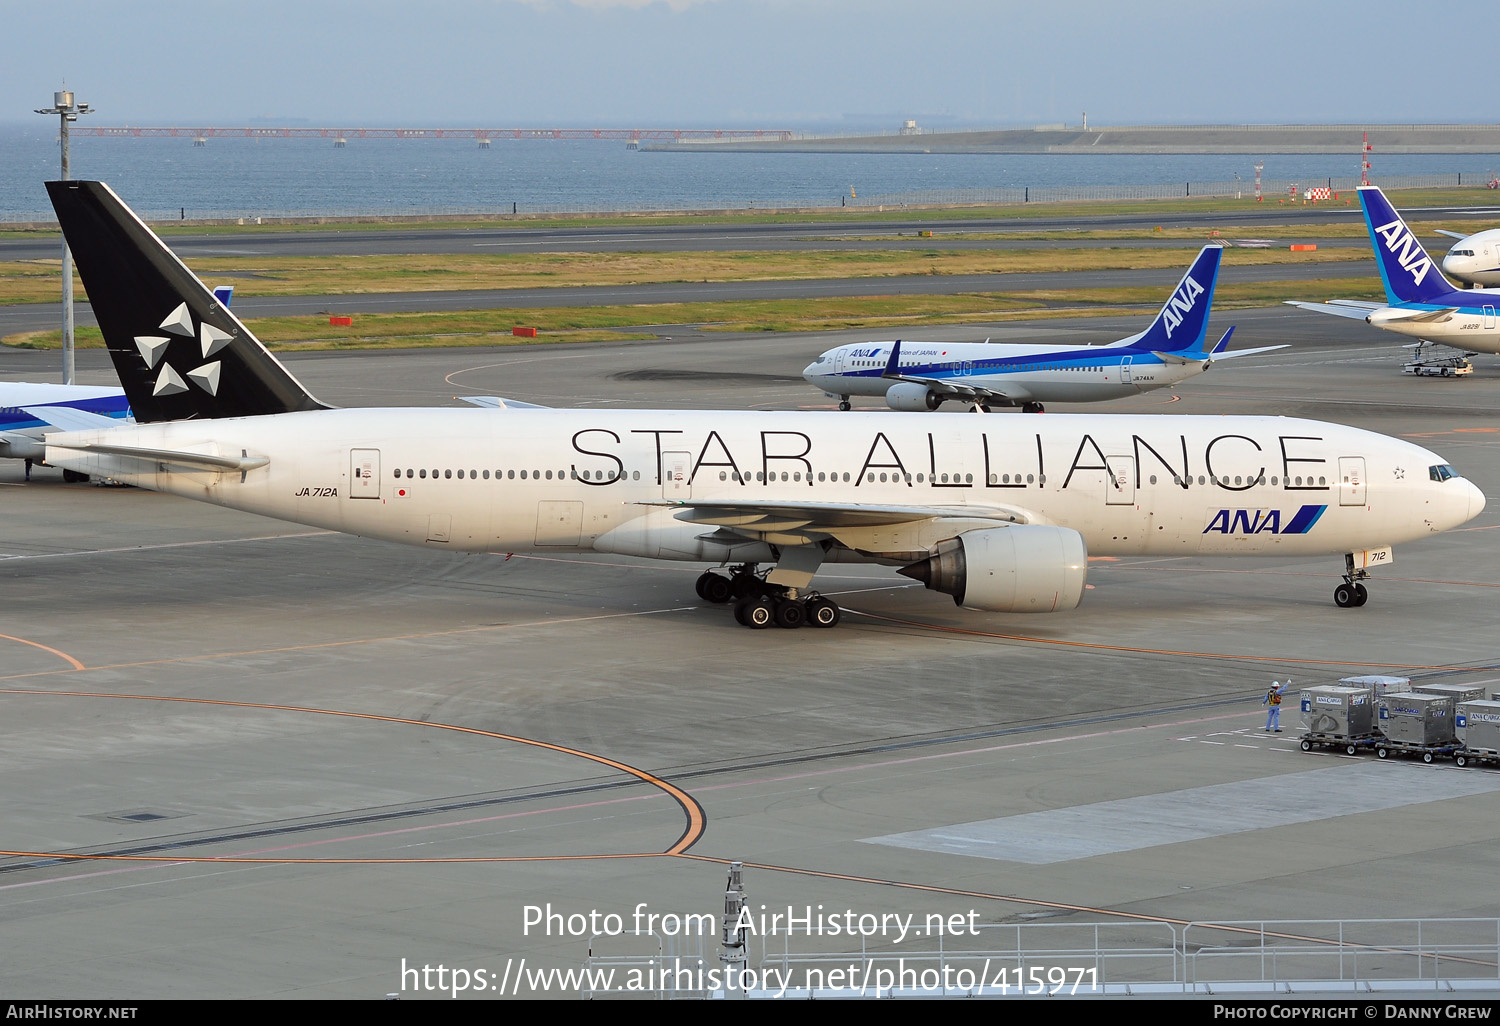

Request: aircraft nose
left=802, top=361, right=823, bottom=380
left=1466, top=478, right=1487, bottom=523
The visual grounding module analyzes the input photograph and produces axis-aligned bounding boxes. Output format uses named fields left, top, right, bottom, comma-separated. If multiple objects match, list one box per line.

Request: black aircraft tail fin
left=45, top=180, right=329, bottom=423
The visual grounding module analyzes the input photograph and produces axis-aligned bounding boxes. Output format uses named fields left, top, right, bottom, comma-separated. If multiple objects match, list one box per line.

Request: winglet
left=1211, top=326, right=1235, bottom=355
left=1358, top=186, right=1456, bottom=305
left=882, top=340, right=903, bottom=379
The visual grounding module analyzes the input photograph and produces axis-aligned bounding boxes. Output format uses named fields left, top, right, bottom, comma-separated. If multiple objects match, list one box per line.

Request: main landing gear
left=1021, top=402, right=1046, bottom=414
left=1333, top=553, right=1371, bottom=608
left=695, top=564, right=842, bottom=629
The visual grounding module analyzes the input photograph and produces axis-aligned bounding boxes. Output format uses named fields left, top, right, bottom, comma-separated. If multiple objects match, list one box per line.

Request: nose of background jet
left=802, top=359, right=824, bottom=381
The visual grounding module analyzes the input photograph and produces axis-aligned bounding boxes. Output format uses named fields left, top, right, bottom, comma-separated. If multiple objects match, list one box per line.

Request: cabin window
left=1150, top=475, right=1157, bottom=485
left=483, top=470, right=490, bottom=479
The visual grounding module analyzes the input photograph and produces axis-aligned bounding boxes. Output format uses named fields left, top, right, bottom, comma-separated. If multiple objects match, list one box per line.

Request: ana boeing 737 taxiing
left=803, top=245, right=1286, bottom=412
left=39, top=181, right=1484, bottom=627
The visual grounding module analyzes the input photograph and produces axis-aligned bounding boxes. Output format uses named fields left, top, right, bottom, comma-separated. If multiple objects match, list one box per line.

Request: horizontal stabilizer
left=1368, top=306, right=1459, bottom=325
left=1151, top=351, right=1209, bottom=367
left=1283, top=300, right=1383, bottom=321
left=1207, top=344, right=1291, bottom=361
left=47, top=440, right=269, bottom=472
left=19, top=405, right=125, bottom=433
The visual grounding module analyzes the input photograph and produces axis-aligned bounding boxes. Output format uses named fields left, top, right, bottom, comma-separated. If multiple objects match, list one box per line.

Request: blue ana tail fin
left=1133, top=245, right=1222, bottom=353
left=1359, top=186, right=1456, bottom=304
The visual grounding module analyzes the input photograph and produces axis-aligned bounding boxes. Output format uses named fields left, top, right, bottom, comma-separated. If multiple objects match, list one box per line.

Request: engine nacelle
left=898, top=525, right=1087, bottom=612
left=885, top=382, right=943, bottom=411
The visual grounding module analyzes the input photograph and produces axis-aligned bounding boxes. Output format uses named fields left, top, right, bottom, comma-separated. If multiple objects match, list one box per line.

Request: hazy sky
left=2, top=0, right=1493, bottom=129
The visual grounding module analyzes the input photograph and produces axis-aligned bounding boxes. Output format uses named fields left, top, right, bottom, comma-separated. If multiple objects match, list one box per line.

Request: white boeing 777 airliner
left=40, top=181, right=1485, bottom=627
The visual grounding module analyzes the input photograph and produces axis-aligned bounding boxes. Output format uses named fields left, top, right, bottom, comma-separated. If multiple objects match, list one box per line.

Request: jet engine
left=898, top=525, right=1087, bottom=612
left=885, top=382, right=943, bottom=411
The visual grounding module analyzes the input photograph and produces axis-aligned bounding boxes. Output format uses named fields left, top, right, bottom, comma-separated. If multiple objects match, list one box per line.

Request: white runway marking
left=865, top=762, right=1500, bottom=864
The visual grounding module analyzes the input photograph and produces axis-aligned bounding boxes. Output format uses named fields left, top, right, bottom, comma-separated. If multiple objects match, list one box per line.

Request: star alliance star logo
left=133, top=301, right=233, bottom=397
left=1393, top=466, right=1405, bottom=480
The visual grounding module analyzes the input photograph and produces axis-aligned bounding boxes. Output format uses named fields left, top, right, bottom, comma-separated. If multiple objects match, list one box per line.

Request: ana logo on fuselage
left=1161, top=276, right=1204, bottom=339
left=1373, top=218, right=1433, bottom=286
left=1203, top=505, right=1327, bottom=536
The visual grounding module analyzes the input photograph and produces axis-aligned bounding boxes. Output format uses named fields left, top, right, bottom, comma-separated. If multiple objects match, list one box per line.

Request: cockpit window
left=1430, top=464, right=1460, bottom=482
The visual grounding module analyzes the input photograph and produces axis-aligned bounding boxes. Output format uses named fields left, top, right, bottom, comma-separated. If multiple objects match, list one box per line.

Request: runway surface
left=0, top=261, right=1378, bottom=337
left=3, top=306, right=1500, bottom=998
left=9, top=199, right=1492, bottom=260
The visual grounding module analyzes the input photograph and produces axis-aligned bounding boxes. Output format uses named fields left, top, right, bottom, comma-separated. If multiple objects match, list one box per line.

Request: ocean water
left=0, top=124, right=1491, bottom=220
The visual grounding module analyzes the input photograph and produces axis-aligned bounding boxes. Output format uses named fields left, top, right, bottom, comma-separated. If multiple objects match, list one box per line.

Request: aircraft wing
left=19, top=405, right=125, bottom=433
left=1283, top=300, right=1385, bottom=320
left=639, top=497, right=1033, bottom=532
left=883, top=374, right=1017, bottom=402
left=457, top=396, right=551, bottom=410
left=1434, top=230, right=1468, bottom=241
left=879, top=340, right=1017, bottom=401
left=0, top=431, right=46, bottom=460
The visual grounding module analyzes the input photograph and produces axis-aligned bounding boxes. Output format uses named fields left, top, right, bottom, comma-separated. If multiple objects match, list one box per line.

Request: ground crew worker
left=1263, top=680, right=1287, bottom=732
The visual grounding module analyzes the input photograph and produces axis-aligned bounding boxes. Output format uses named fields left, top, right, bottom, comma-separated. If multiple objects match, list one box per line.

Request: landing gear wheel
left=1353, top=583, right=1368, bottom=607
left=837, top=400, right=851, bottom=412
left=807, top=597, right=841, bottom=628
left=1422, top=751, right=1434, bottom=764
left=1334, top=584, right=1357, bottom=608
left=773, top=600, right=806, bottom=629
left=1377, top=745, right=1390, bottom=759
left=737, top=595, right=774, bottom=629
left=1300, top=739, right=1313, bottom=752
left=61, top=469, right=89, bottom=483
left=1022, top=402, right=1045, bottom=414
left=696, top=572, right=732, bottom=604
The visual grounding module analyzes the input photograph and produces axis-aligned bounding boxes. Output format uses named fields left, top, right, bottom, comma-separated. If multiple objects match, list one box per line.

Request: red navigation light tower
left=1361, top=131, right=1373, bottom=186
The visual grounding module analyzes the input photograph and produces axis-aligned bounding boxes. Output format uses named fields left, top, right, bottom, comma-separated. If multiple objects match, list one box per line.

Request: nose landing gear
left=1333, top=554, right=1371, bottom=608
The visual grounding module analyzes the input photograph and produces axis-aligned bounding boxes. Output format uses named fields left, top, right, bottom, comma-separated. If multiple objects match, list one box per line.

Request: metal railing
left=571, top=917, right=1500, bottom=998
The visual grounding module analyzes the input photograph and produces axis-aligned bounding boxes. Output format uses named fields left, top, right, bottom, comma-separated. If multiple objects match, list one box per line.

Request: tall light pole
left=35, top=89, right=92, bottom=385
